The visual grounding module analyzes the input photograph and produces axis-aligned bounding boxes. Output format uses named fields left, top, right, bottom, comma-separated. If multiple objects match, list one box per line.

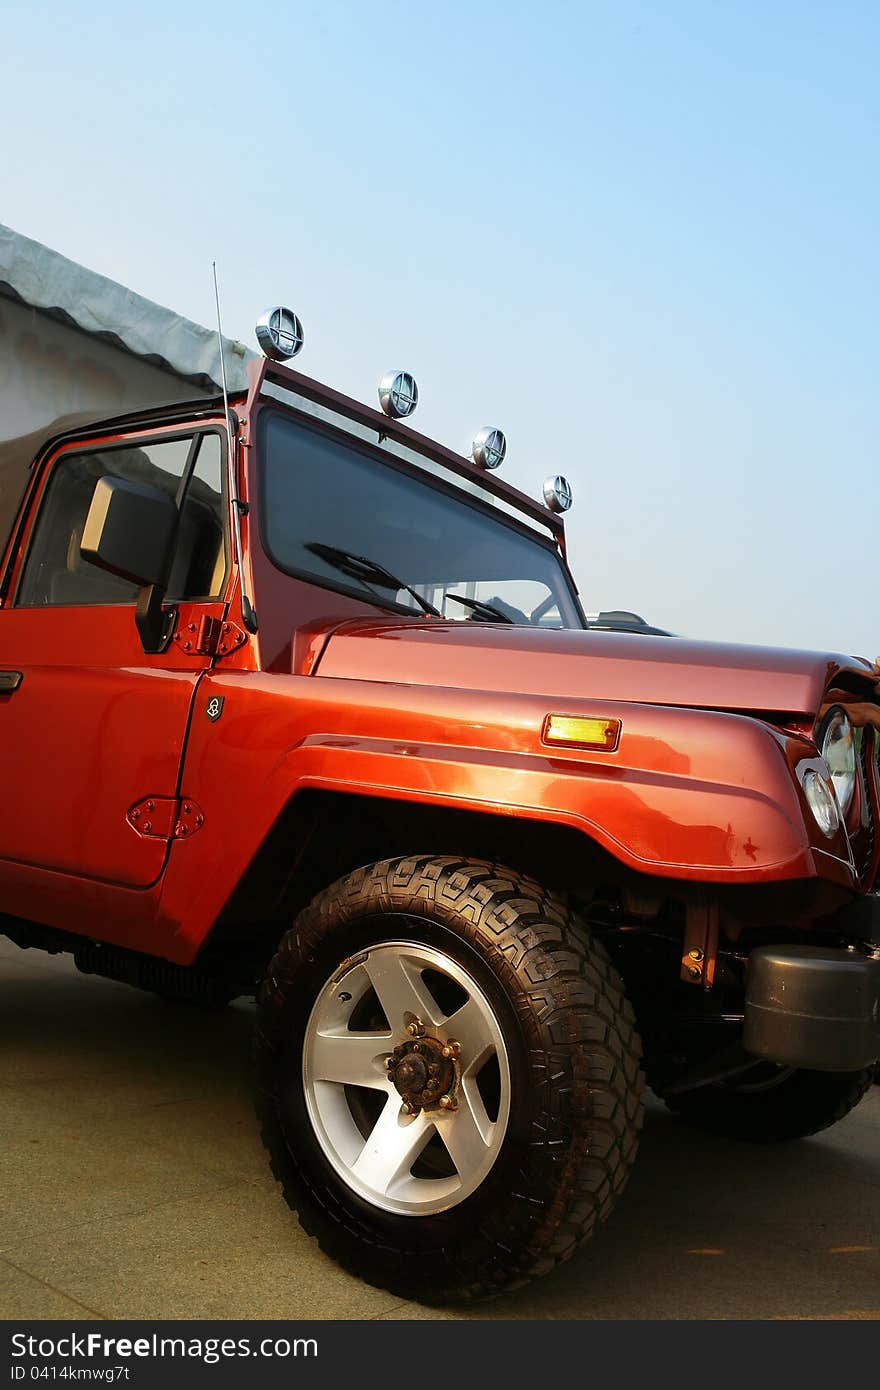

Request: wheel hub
left=386, top=1026, right=460, bottom=1113
left=302, top=942, right=511, bottom=1216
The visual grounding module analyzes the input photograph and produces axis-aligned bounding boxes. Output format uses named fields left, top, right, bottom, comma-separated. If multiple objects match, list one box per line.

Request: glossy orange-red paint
left=311, top=617, right=859, bottom=716
left=151, top=669, right=858, bottom=964
left=0, top=374, right=876, bottom=965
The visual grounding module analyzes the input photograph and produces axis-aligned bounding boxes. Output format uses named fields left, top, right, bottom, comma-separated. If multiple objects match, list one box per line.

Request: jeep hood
left=313, top=619, right=876, bottom=717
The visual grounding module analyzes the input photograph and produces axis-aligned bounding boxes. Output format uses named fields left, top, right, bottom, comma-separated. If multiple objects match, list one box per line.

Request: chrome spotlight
left=255, top=306, right=304, bottom=361
left=378, top=370, right=419, bottom=419
left=471, top=427, right=506, bottom=471
left=543, top=475, right=573, bottom=513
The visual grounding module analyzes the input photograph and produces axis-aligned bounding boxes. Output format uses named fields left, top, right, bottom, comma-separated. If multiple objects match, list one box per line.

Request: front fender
left=159, top=673, right=854, bottom=962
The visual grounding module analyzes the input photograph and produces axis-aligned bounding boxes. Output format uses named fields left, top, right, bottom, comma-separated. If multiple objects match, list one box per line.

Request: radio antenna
left=212, top=261, right=257, bottom=634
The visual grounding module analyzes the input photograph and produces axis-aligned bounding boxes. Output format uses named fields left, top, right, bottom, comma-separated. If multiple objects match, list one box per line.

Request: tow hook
left=384, top=1018, right=461, bottom=1115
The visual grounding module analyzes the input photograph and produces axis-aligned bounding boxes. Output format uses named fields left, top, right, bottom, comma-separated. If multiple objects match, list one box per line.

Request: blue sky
left=4, top=2, right=877, bottom=656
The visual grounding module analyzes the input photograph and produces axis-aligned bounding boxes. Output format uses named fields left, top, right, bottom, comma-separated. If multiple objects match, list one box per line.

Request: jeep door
left=0, top=423, right=229, bottom=894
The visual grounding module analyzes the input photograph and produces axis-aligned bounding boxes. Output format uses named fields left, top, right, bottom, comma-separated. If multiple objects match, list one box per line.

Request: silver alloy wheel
left=302, top=940, right=511, bottom=1216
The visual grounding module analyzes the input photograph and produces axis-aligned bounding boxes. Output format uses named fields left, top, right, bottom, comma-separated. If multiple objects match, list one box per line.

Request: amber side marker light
left=542, top=715, right=621, bottom=752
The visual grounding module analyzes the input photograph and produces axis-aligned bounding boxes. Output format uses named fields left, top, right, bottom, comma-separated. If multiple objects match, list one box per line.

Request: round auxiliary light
left=818, top=707, right=856, bottom=816
left=378, top=369, right=419, bottom=419
left=472, top=427, right=507, bottom=471
left=255, top=306, right=304, bottom=362
left=543, top=474, right=573, bottom=514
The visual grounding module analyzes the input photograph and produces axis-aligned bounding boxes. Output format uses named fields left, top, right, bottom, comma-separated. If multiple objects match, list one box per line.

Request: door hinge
left=173, top=614, right=247, bottom=658
left=127, top=797, right=205, bottom=840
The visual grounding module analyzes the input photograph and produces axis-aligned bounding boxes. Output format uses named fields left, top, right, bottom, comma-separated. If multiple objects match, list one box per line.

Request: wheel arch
left=195, top=787, right=623, bottom=971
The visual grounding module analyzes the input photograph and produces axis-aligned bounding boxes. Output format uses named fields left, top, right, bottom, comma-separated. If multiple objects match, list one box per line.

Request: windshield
left=259, top=411, right=583, bottom=628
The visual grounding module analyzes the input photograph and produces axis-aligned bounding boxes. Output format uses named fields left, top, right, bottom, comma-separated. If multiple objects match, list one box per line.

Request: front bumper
left=744, top=944, right=880, bottom=1072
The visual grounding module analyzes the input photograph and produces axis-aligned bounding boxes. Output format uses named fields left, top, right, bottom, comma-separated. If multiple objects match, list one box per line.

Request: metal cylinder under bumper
left=744, top=945, right=880, bottom=1073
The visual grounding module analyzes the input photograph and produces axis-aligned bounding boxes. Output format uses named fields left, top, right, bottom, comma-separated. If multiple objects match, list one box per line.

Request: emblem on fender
left=206, top=696, right=225, bottom=723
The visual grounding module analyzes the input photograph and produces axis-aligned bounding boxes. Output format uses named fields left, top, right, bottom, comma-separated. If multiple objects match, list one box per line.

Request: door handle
left=0, top=671, right=22, bottom=693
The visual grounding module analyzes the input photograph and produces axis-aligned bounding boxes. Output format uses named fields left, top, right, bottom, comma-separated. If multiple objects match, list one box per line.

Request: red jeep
left=1, top=325, right=878, bottom=1302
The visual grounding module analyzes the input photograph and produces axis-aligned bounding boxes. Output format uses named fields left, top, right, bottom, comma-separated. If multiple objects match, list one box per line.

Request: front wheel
left=254, top=855, right=644, bottom=1303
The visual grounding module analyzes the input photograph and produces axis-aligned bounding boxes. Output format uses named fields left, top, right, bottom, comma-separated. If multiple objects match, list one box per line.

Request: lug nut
left=406, top=1021, right=425, bottom=1037
left=439, top=1094, right=457, bottom=1110
left=402, top=1101, right=420, bottom=1116
left=441, top=1039, right=461, bottom=1059
left=384, top=1057, right=395, bottom=1072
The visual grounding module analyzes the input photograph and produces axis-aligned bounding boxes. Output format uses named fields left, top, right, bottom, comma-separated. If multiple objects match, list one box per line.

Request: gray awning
left=0, top=225, right=262, bottom=558
left=0, top=222, right=255, bottom=394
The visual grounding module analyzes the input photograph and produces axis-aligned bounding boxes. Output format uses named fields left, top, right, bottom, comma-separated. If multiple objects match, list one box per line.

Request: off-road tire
left=254, top=855, right=644, bottom=1303
left=666, top=1066, right=874, bottom=1143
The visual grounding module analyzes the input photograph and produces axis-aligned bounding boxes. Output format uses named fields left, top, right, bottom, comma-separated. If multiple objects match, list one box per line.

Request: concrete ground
left=1, top=937, right=877, bottom=1321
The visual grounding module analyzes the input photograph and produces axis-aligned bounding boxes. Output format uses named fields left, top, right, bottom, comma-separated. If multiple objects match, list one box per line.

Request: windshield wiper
left=304, top=543, right=440, bottom=618
left=444, top=593, right=515, bottom=623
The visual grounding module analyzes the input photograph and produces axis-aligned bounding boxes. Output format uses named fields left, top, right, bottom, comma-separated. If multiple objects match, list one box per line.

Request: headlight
left=818, top=707, right=856, bottom=816
left=802, top=769, right=840, bottom=837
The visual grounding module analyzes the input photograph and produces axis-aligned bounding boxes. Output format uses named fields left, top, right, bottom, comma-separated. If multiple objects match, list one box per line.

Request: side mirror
left=81, top=476, right=178, bottom=589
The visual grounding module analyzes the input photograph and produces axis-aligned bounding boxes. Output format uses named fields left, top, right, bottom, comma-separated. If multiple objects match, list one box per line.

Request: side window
left=16, top=433, right=226, bottom=608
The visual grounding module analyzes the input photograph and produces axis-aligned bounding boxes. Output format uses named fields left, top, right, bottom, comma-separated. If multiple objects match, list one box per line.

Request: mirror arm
left=135, top=584, right=176, bottom=654
left=135, top=492, right=182, bottom=654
